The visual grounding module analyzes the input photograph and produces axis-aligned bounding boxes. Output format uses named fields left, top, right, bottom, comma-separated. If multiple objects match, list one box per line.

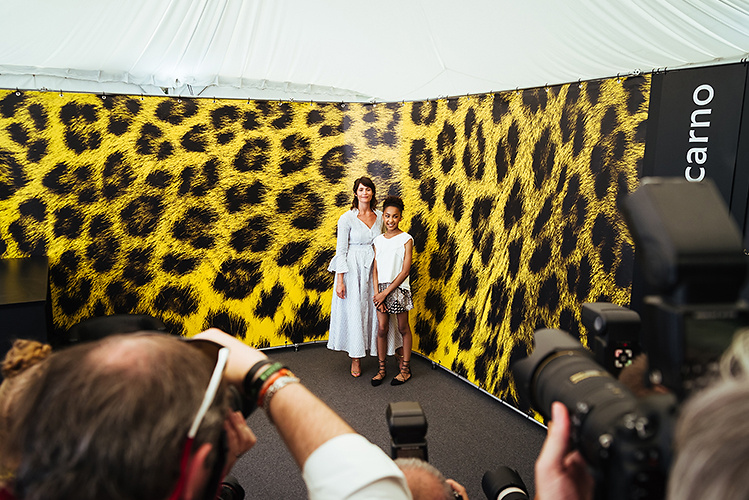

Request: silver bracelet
left=262, top=375, right=301, bottom=419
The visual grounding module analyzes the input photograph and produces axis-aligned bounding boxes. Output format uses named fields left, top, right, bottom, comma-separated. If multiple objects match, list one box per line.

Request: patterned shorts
left=378, top=283, right=413, bottom=314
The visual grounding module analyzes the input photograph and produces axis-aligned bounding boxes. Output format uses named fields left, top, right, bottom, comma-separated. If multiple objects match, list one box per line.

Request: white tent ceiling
left=1, top=0, right=749, bottom=102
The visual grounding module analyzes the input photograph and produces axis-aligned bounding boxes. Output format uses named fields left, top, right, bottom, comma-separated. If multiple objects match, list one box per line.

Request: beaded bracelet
left=261, top=375, right=301, bottom=420
left=256, top=368, right=292, bottom=408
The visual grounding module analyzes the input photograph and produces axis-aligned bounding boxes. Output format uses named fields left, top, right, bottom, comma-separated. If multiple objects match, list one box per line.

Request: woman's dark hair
left=382, top=196, right=404, bottom=213
left=351, top=176, right=378, bottom=210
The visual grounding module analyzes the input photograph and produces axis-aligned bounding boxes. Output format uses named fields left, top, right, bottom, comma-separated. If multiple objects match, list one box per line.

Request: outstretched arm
left=193, top=328, right=410, bottom=499
left=195, top=328, right=372, bottom=467
left=264, top=382, right=355, bottom=466
left=193, top=329, right=355, bottom=466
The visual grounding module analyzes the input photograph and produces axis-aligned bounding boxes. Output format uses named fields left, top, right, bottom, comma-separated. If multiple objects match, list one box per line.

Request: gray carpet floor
left=231, top=343, right=545, bottom=499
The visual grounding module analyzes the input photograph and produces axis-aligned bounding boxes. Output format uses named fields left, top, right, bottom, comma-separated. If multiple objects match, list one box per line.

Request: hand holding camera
left=534, top=403, right=594, bottom=500
left=493, top=178, right=749, bottom=500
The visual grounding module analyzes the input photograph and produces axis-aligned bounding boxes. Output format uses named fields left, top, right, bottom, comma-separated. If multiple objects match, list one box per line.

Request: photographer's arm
left=265, top=382, right=356, bottom=466
left=193, top=329, right=353, bottom=465
left=534, top=402, right=593, bottom=500
left=193, top=329, right=411, bottom=499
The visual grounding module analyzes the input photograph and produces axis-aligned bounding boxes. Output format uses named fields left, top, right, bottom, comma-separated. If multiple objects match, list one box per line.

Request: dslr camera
left=510, top=178, right=749, bottom=500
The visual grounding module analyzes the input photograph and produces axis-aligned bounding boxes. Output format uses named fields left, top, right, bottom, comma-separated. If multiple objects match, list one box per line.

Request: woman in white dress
left=327, top=177, right=401, bottom=376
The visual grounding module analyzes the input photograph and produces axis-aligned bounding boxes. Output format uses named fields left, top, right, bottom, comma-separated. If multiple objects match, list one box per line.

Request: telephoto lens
left=513, top=328, right=676, bottom=500
left=512, top=328, right=640, bottom=468
left=481, top=466, right=529, bottom=500
left=218, top=475, right=245, bottom=500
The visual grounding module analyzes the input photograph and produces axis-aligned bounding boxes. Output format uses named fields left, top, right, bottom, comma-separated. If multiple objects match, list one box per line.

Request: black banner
left=643, top=63, right=748, bottom=229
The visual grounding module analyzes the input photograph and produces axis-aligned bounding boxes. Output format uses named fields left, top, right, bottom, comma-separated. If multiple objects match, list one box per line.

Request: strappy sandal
left=350, top=358, right=361, bottom=378
left=394, top=347, right=404, bottom=371
left=371, top=359, right=387, bottom=387
left=391, top=360, right=411, bottom=386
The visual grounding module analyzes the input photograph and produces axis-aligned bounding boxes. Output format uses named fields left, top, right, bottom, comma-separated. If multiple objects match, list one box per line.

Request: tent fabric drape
left=1, top=0, right=748, bottom=101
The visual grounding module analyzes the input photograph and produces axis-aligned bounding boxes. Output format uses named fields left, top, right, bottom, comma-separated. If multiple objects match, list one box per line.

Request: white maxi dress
left=327, top=209, right=402, bottom=358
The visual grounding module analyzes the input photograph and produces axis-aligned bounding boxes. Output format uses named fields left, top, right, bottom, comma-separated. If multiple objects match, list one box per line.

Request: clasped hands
left=373, top=291, right=388, bottom=312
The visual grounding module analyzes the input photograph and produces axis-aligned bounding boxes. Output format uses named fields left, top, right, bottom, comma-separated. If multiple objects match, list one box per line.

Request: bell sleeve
left=327, top=211, right=351, bottom=274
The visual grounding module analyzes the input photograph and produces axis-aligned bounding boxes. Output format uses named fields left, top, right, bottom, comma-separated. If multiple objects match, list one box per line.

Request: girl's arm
left=372, top=250, right=379, bottom=297
left=372, top=250, right=387, bottom=312
left=373, top=239, right=413, bottom=302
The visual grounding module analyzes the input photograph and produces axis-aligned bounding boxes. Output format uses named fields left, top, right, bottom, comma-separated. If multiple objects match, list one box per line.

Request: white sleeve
left=303, top=434, right=412, bottom=500
left=327, top=212, right=351, bottom=273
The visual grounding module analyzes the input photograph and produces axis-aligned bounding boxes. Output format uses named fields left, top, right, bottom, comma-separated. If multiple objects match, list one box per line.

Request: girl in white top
left=371, top=196, right=414, bottom=386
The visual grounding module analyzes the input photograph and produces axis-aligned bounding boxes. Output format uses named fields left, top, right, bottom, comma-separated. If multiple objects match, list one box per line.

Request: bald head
left=86, top=331, right=183, bottom=377
left=6, top=332, right=229, bottom=500
left=396, top=458, right=454, bottom=500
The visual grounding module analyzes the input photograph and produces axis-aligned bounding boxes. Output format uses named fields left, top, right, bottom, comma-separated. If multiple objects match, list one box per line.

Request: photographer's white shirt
left=303, top=433, right=412, bottom=499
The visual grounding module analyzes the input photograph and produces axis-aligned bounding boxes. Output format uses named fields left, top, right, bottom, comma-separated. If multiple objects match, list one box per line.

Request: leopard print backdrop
left=0, top=75, right=648, bottom=406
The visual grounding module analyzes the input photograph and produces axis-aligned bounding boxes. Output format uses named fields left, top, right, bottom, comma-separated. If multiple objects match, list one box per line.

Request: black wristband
left=242, top=359, right=272, bottom=401
left=240, top=360, right=271, bottom=417
left=243, top=361, right=285, bottom=402
left=246, top=359, right=272, bottom=385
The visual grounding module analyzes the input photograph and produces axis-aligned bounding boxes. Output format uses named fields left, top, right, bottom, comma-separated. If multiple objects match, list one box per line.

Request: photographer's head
left=667, top=329, right=749, bottom=500
left=6, top=333, right=231, bottom=500
left=395, top=458, right=459, bottom=500
left=668, top=378, right=749, bottom=500
left=719, top=327, right=749, bottom=379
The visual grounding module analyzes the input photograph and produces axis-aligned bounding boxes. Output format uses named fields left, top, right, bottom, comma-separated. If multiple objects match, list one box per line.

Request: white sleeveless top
left=373, top=232, right=413, bottom=290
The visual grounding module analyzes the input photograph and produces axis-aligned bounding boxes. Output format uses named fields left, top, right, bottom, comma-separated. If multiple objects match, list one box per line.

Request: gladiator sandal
left=371, top=359, right=387, bottom=387
left=394, top=347, right=404, bottom=371
left=391, top=360, right=411, bottom=386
